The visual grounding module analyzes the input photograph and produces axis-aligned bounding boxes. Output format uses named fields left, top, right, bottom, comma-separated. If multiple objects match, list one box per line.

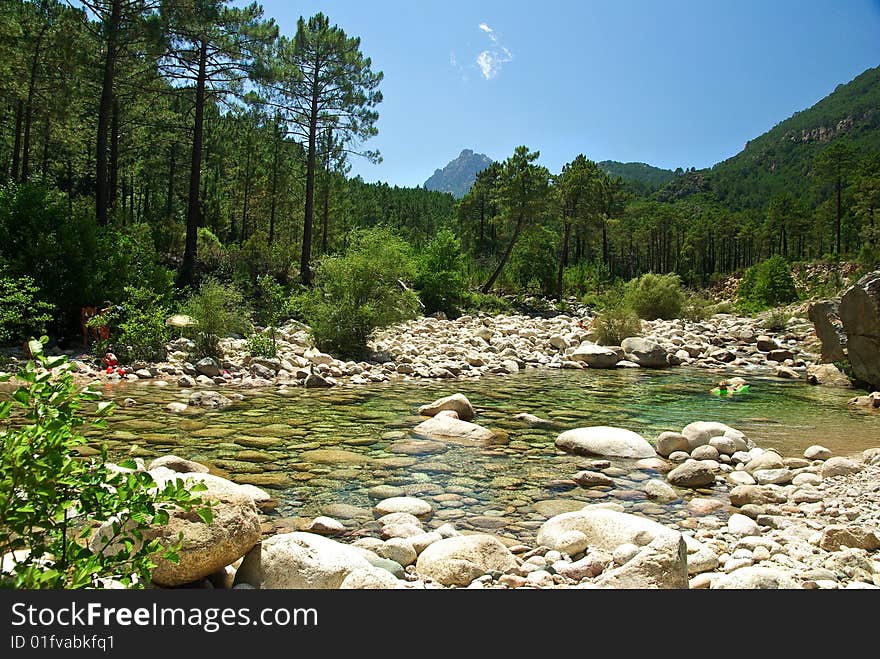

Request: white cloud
left=450, top=51, right=458, bottom=67
left=474, top=22, right=511, bottom=79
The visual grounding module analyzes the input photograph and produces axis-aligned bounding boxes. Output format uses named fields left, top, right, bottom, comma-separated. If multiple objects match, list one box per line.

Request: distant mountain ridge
left=598, top=161, right=676, bottom=189
left=424, top=149, right=494, bottom=198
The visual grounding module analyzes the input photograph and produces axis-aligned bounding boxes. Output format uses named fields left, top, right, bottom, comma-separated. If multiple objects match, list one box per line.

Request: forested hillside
left=0, top=0, right=878, bottom=352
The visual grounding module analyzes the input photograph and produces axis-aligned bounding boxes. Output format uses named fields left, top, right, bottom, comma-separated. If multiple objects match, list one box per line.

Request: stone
left=863, top=448, right=880, bottom=465
left=774, top=366, right=800, bottom=379
left=807, top=300, right=847, bottom=363
left=728, top=485, right=787, bottom=507
left=708, top=435, right=738, bottom=456
left=195, top=357, right=220, bottom=377
left=727, top=513, right=760, bottom=537
left=666, top=460, right=716, bottom=488
left=819, top=526, right=880, bottom=552
left=595, top=534, right=688, bottom=589
left=655, top=432, right=689, bottom=457
left=804, top=445, right=832, bottom=461
left=710, top=566, right=799, bottom=589
left=537, top=508, right=677, bottom=553
left=573, top=471, right=614, bottom=488
left=807, top=363, right=851, bottom=388
left=148, top=455, right=209, bottom=474
left=644, top=479, right=679, bottom=502
left=304, top=372, right=332, bottom=388
left=745, top=451, right=785, bottom=474
left=305, top=516, right=345, bottom=535
left=234, top=532, right=372, bottom=589
left=413, top=415, right=499, bottom=443
left=683, top=535, right=719, bottom=575
left=839, top=270, right=880, bottom=389
left=612, top=543, right=641, bottom=565
left=821, top=457, right=863, bottom=479
left=727, top=471, right=756, bottom=486
left=417, top=394, right=476, bottom=422
left=339, top=567, right=403, bottom=589
left=376, top=538, right=418, bottom=567
left=792, top=472, right=822, bottom=487
left=621, top=337, right=668, bottom=368
left=415, top=535, right=517, bottom=587
left=166, top=402, right=188, bottom=414
left=513, top=413, right=556, bottom=428
left=681, top=421, right=749, bottom=452
left=756, top=335, right=779, bottom=352
left=374, top=497, right=433, bottom=520
left=691, top=445, right=720, bottom=461
left=177, top=375, right=195, bottom=388
left=91, top=474, right=261, bottom=587
left=571, top=343, right=619, bottom=369
left=554, top=530, right=590, bottom=556
left=555, top=426, right=656, bottom=459
left=753, top=468, right=793, bottom=485
left=408, top=531, right=443, bottom=554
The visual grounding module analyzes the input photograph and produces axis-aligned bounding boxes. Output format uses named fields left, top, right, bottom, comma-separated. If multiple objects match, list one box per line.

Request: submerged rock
left=555, top=426, right=656, bottom=459
left=418, top=394, right=476, bottom=421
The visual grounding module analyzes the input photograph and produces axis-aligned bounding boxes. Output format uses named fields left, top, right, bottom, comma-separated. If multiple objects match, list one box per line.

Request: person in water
left=712, top=377, right=749, bottom=397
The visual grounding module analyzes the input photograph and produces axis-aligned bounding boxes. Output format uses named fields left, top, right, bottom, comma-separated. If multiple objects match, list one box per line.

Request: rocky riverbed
left=72, top=392, right=880, bottom=590
left=27, top=310, right=862, bottom=407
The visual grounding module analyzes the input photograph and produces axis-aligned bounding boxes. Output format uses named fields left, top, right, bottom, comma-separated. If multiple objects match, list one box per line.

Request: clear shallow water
left=83, top=368, right=880, bottom=541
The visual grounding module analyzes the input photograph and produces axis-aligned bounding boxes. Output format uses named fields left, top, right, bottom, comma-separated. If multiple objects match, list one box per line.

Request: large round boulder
left=233, top=532, right=373, bottom=589
left=415, top=534, right=517, bottom=586
left=537, top=507, right=677, bottom=553
left=555, top=426, right=656, bottom=459
left=90, top=471, right=261, bottom=587
left=621, top=337, right=668, bottom=368
left=666, top=460, right=716, bottom=488
left=680, top=421, right=750, bottom=452
left=417, top=394, right=476, bottom=421
left=594, top=533, right=688, bottom=589
left=571, top=343, right=619, bottom=369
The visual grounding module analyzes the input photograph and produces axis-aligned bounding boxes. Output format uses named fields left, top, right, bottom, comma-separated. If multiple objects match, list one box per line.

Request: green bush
left=246, top=331, right=276, bottom=358
left=106, top=287, right=170, bottom=363
left=593, top=306, right=642, bottom=346
left=414, top=229, right=469, bottom=316
left=509, top=226, right=558, bottom=296
left=0, top=340, right=210, bottom=588
left=0, top=272, right=54, bottom=344
left=564, top=262, right=614, bottom=297
left=737, top=256, right=798, bottom=312
left=682, top=294, right=714, bottom=322
left=763, top=308, right=792, bottom=332
left=462, top=292, right=514, bottom=314
left=302, top=227, right=420, bottom=358
left=624, top=273, right=685, bottom=320
left=181, top=278, right=251, bottom=359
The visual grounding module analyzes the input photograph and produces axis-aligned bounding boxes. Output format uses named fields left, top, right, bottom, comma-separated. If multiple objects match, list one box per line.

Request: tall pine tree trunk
left=482, top=216, right=524, bottom=294
left=96, top=0, right=120, bottom=225
left=11, top=100, right=23, bottom=181
left=268, top=125, right=279, bottom=245
left=178, top=38, right=207, bottom=287
left=556, top=221, right=571, bottom=299
left=166, top=142, right=176, bottom=220
left=108, top=97, right=120, bottom=214
left=21, top=21, right=48, bottom=182
left=300, top=76, right=320, bottom=286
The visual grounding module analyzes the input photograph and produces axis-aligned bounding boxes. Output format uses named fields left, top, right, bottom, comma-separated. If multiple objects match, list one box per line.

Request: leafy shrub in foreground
left=181, top=278, right=251, bottom=359
left=0, top=340, right=210, bottom=588
left=0, top=272, right=54, bottom=344
left=414, top=229, right=469, bottom=317
left=737, top=256, right=798, bottom=312
left=593, top=306, right=642, bottom=346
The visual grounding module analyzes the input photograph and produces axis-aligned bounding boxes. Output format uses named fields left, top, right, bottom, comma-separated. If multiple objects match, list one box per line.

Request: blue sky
left=259, top=0, right=880, bottom=187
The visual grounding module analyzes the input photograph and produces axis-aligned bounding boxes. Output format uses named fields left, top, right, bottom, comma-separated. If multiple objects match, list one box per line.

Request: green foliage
left=565, top=262, right=614, bottom=298
left=111, top=287, right=171, bottom=363
left=737, top=256, right=799, bottom=312
left=0, top=340, right=209, bottom=589
left=181, top=278, right=251, bottom=358
left=414, top=230, right=469, bottom=316
left=462, top=292, right=514, bottom=314
left=593, top=306, right=642, bottom=346
left=682, top=294, right=715, bottom=322
left=624, top=273, right=685, bottom=320
left=246, top=331, right=276, bottom=358
left=510, top=226, right=558, bottom=296
left=302, top=227, right=420, bottom=357
left=763, top=308, right=792, bottom=332
left=0, top=272, right=54, bottom=344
